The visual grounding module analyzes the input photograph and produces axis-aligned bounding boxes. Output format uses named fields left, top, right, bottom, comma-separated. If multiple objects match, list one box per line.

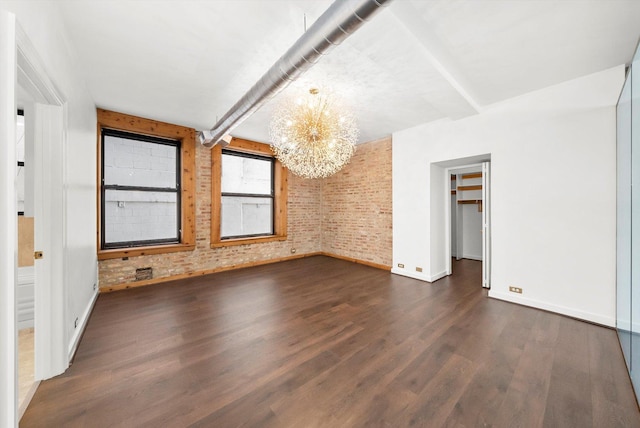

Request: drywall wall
left=393, top=65, right=624, bottom=326
left=1, top=1, right=98, bottom=359
left=461, top=204, right=482, bottom=260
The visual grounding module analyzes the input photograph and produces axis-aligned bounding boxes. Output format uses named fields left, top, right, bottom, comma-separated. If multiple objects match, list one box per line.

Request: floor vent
left=135, top=267, right=153, bottom=281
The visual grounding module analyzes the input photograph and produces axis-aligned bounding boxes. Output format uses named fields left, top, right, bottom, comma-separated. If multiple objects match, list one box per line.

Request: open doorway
left=436, top=154, right=491, bottom=288
left=12, top=24, right=69, bottom=421
left=450, top=166, right=483, bottom=263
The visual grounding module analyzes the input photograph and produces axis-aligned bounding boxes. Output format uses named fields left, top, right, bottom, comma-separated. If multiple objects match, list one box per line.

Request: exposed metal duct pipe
left=198, top=0, right=393, bottom=148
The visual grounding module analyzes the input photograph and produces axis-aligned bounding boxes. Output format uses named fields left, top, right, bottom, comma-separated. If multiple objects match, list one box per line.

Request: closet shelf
left=457, top=185, right=482, bottom=191
left=462, top=172, right=482, bottom=179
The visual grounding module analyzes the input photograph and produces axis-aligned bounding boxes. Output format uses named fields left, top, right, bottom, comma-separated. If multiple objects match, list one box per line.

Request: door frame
left=17, top=15, right=69, bottom=380
left=0, top=10, right=18, bottom=427
left=1, top=11, right=69, bottom=426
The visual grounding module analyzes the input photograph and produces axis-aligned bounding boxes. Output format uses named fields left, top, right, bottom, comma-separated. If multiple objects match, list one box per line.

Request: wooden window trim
left=96, top=109, right=196, bottom=260
left=211, top=137, right=288, bottom=248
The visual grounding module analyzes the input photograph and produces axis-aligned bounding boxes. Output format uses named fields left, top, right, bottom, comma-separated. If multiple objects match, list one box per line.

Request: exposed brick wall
left=98, top=144, right=322, bottom=289
left=98, top=136, right=392, bottom=289
left=321, top=137, right=393, bottom=267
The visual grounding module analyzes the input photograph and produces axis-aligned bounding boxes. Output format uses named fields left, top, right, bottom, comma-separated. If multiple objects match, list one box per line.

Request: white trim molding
left=488, top=290, right=615, bottom=327
left=68, top=289, right=98, bottom=362
left=391, top=268, right=448, bottom=283
left=0, top=10, right=17, bottom=428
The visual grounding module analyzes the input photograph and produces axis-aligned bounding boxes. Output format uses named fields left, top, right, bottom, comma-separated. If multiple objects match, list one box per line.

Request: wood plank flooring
left=21, top=256, right=640, bottom=427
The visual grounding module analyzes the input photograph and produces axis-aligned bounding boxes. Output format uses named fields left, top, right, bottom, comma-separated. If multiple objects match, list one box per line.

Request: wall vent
left=135, top=267, right=153, bottom=281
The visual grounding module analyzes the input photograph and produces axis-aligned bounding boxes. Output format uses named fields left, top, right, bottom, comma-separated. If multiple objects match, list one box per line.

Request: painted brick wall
left=321, top=137, right=393, bottom=267
left=98, top=136, right=392, bottom=289
left=98, top=144, right=322, bottom=288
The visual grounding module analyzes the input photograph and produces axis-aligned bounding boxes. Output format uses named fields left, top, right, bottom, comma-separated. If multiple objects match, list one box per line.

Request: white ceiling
left=57, top=0, right=640, bottom=144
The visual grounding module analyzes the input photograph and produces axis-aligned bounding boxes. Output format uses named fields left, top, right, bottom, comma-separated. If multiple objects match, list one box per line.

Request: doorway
left=437, top=155, right=491, bottom=288
left=0, top=15, right=70, bottom=424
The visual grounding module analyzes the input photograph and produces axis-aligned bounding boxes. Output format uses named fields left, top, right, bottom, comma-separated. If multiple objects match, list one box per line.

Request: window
left=97, top=109, right=195, bottom=260
left=221, top=150, right=274, bottom=239
left=101, top=130, right=180, bottom=248
left=211, top=138, right=287, bottom=247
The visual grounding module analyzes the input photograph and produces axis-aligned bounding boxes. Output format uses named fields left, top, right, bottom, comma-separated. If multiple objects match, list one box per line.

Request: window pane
left=103, top=134, right=177, bottom=188
left=221, top=196, right=273, bottom=238
left=221, top=153, right=272, bottom=195
left=104, top=189, right=178, bottom=245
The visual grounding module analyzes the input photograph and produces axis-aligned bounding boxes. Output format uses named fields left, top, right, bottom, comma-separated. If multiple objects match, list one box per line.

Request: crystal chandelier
left=269, top=88, right=358, bottom=179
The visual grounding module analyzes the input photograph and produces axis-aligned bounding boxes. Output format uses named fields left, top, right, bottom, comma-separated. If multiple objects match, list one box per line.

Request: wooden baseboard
left=100, top=252, right=391, bottom=293
left=319, top=252, right=392, bottom=271
left=100, top=252, right=322, bottom=292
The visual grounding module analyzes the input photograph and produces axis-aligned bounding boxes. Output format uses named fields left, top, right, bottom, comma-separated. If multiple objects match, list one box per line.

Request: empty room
left=2, top=0, right=640, bottom=426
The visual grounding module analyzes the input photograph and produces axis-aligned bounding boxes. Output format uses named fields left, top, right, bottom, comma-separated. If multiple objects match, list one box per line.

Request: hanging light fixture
left=269, top=87, right=358, bottom=179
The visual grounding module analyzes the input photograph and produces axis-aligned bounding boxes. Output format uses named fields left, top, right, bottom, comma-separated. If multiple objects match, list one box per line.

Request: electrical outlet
left=74, top=317, right=79, bottom=329
left=509, top=286, right=523, bottom=294
left=397, top=263, right=405, bottom=268
left=93, top=283, right=97, bottom=291
left=416, top=267, right=423, bottom=273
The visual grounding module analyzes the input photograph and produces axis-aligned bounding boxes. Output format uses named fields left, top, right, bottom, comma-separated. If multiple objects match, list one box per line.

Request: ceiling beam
left=388, top=1, right=482, bottom=117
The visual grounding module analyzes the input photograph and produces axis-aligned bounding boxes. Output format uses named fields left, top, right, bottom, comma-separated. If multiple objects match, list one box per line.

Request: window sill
left=210, top=234, right=287, bottom=248
left=98, top=243, right=195, bottom=260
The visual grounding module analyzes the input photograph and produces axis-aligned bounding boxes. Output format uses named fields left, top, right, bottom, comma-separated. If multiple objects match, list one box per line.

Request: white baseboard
left=616, top=322, right=640, bottom=333
left=17, top=297, right=34, bottom=330
left=67, top=289, right=98, bottom=363
left=391, top=268, right=449, bottom=283
left=428, top=270, right=448, bottom=282
left=462, top=254, right=482, bottom=261
left=17, top=267, right=35, bottom=330
left=488, top=290, right=615, bottom=327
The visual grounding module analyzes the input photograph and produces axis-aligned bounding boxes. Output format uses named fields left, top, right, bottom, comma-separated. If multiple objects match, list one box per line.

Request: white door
left=17, top=29, right=68, bottom=380
left=32, top=103, right=67, bottom=379
left=482, top=162, right=491, bottom=288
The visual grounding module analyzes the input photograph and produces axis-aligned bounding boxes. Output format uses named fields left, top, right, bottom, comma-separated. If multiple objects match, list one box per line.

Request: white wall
left=393, top=65, right=624, bottom=326
left=461, top=204, right=482, bottom=260
left=0, top=1, right=98, bottom=358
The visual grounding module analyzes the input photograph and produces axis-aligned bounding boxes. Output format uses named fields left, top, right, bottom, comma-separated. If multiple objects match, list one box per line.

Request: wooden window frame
left=211, top=137, right=287, bottom=248
left=97, top=109, right=196, bottom=260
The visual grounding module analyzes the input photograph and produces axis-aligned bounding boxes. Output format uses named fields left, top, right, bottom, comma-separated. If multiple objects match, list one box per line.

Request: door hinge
left=34, top=251, right=43, bottom=260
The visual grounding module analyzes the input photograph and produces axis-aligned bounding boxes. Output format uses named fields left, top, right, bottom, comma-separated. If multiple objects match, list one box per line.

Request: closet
left=450, top=170, right=483, bottom=261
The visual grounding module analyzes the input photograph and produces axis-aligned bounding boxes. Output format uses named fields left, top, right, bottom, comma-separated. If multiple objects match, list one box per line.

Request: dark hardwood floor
left=21, top=256, right=640, bottom=427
